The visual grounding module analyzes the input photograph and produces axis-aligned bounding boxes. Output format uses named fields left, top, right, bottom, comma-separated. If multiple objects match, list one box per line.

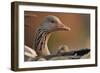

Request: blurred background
left=24, top=11, right=90, bottom=54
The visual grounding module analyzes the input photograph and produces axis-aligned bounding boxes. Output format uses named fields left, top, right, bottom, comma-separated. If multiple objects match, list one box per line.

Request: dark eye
left=51, top=20, right=55, bottom=23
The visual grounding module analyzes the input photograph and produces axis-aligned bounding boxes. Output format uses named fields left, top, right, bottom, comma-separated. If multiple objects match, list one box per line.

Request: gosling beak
left=56, top=23, right=71, bottom=31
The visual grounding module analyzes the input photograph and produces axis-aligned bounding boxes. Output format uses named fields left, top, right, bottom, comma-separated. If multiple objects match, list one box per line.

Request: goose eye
left=51, top=20, right=55, bottom=23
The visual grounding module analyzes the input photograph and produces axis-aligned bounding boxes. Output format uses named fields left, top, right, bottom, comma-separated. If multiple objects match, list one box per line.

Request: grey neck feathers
left=33, top=28, right=51, bottom=56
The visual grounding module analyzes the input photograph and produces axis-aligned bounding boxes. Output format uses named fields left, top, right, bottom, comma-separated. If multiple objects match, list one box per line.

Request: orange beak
left=56, top=23, right=71, bottom=31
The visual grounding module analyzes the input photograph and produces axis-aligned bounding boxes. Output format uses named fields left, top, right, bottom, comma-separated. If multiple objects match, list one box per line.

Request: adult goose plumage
left=24, top=15, right=90, bottom=60
left=32, top=15, right=71, bottom=57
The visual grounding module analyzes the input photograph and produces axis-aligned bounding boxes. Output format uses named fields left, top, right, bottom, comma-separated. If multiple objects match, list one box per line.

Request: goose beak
left=56, top=23, right=71, bottom=31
